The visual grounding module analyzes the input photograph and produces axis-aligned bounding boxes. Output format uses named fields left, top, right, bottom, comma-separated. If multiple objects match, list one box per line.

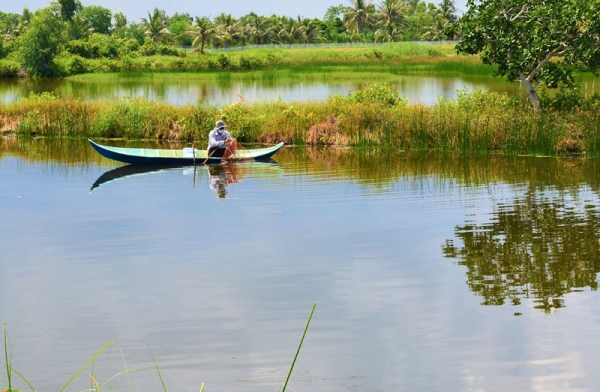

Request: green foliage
left=540, top=85, right=585, bottom=112
left=57, top=0, right=81, bottom=22
left=456, top=0, right=600, bottom=110
left=217, top=53, right=231, bottom=70
left=340, top=83, right=406, bottom=106
left=19, top=8, right=65, bottom=77
left=80, top=5, right=112, bottom=35
left=3, top=88, right=600, bottom=155
left=0, top=59, right=20, bottom=77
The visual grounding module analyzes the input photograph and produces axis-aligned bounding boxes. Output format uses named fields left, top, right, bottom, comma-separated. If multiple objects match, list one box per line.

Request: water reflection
left=443, top=188, right=600, bottom=312
left=3, top=137, right=600, bottom=391
left=0, top=74, right=533, bottom=106
left=90, top=160, right=282, bottom=198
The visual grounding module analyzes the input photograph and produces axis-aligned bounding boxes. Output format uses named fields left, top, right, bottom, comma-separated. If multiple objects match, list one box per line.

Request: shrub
left=0, top=59, right=20, bottom=78
left=217, top=54, right=231, bottom=70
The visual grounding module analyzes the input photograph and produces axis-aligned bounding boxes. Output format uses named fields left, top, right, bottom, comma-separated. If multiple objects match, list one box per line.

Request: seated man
left=207, top=120, right=236, bottom=159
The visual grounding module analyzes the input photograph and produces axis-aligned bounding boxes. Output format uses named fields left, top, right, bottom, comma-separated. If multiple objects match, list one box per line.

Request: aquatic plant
left=1, top=87, right=599, bottom=156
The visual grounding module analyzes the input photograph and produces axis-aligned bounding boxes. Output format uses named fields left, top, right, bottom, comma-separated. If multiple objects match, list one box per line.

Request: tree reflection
left=442, top=189, right=600, bottom=312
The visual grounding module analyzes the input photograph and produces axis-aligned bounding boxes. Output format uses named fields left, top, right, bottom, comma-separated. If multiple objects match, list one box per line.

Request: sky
left=2, top=0, right=470, bottom=22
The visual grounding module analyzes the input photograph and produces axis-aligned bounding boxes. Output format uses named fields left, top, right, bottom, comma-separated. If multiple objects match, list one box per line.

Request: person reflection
left=207, top=162, right=238, bottom=199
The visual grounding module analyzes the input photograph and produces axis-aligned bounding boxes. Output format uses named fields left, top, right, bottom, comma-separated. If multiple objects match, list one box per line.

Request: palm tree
left=420, top=13, right=446, bottom=42
left=344, top=0, right=376, bottom=34
left=142, top=8, right=170, bottom=43
left=297, top=17, right=324, bottom=47
left=214, top=14, right=239, bottom=48
left=438, top=0, right=457, bottom=23
left=186, top=16, right=215, bottom=54
left=277, top=18, right=301, bottom=47
left=248, top=14, right=274, bottom=46
left=376, top=0, right=408, bottom=42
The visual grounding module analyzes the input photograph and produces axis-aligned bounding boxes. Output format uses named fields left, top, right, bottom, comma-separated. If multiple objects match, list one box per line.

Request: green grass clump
left=55, top=43, right=495, bottom=78
left=2, top=86, right=600, bottom=156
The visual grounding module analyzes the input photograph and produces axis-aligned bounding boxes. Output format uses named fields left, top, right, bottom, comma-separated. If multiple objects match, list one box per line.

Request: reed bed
left=2, top=86, right=599, bottom=156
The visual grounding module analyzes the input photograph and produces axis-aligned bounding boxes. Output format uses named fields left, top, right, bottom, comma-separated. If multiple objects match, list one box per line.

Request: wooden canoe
left=89, top=139, right=284, bottom=165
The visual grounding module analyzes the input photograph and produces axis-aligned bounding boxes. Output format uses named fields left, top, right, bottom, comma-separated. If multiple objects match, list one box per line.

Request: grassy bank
left=2, top=85, right=599, bottom=156
left=7, top=43, right=495, bottom=79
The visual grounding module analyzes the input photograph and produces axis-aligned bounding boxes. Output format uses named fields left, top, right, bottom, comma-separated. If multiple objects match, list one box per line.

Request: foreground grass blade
left=4, top=324, right=11, bottom=391
left=3, top=365, right=36, bottom=391
left=59, top=338, right=115, bottom=392
left=282, top=303, right=317, bottom=392
left=145, top=340, right=167, bottom=392
left=119, top=347, right=135, bottom=392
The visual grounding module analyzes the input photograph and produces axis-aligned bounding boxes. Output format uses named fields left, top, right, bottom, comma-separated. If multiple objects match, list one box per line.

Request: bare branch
left=511, top=5, right=528, bottom=21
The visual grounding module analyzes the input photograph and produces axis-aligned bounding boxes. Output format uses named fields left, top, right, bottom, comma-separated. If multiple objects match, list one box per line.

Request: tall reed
left=2, top=87, right=599, bottom=156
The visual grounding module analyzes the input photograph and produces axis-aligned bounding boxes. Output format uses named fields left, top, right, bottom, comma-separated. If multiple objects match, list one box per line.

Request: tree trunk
left=519, top=73, right=541, bottom=112
left=200, top=38, right=205, bottom=54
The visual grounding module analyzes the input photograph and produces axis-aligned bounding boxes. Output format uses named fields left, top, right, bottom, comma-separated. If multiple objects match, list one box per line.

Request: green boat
left=89, top=139, right=285, bottom=165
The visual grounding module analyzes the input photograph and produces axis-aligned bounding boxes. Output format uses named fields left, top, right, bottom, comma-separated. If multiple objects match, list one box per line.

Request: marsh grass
left=59, top=43, right=494, bottom=78
left=1, top=305, right=319, bottom=392
left=2, top=86, right=599, bottom=156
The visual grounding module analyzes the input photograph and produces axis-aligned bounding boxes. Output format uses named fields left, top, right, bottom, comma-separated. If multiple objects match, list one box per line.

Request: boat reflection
left=90, top=160, right=281, bottom=194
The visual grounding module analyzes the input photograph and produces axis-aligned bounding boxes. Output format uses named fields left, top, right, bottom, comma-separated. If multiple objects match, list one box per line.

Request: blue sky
left=2, top=0, right=469, bottom=22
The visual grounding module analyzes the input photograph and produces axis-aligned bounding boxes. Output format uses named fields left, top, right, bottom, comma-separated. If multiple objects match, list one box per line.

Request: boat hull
left=89, top=139, right=284, bottom=165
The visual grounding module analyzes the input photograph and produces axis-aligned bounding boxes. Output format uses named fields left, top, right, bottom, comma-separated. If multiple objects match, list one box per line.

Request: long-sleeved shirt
left=207, top=129, right=232, bottom=151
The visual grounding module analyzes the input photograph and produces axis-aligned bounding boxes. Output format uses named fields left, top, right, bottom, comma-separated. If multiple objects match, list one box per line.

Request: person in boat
left=207, top=120, right=237, bottom=159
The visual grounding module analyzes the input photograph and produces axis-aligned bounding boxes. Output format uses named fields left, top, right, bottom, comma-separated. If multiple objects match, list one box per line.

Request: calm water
left=2, top=138, right=600, bottom=391
left=0, top=74, right=530, bottom=106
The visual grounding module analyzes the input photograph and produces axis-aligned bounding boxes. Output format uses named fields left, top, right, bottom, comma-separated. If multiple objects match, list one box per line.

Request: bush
left=0, top=59, right=20, bottom=78
left=66, top=40, right=92, bottom=58
left=217, top=54, right=231, bottom=70
left=343, top=83, right=406, bottom=107
left=237, top=55, right=262, bottom=71
left=140, top=41, right=157, bottom=56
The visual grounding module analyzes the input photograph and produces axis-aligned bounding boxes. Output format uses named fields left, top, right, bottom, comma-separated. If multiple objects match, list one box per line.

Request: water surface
left=1, top=138, right=600, bottom=391
left=0, top=74, right=531, bottom=106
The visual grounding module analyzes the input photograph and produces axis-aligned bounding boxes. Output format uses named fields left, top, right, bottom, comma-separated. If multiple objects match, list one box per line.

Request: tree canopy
left=456, top=0, right=600, bottom=111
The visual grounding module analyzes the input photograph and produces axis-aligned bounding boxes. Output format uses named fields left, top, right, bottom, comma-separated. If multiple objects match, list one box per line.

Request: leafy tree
left=67, top=13, right=93, bottom=40
left=113, top=12, right=127, bottom=38
left=170, top=18, right=192, bottom=46
left=0, top=11, right=20, bottom=36
left=21, top=8, right=32, bottom=25
left=20, top=7, right=65, bottom=76
left=456, top=0, right=600, bottom=111
left=57, top=0, right=81, bottom=22
left=81, top=5, right=112, bottom=35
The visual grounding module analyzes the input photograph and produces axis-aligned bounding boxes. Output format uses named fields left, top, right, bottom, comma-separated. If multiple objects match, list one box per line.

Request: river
left=1, top=137, right=600, bottom=391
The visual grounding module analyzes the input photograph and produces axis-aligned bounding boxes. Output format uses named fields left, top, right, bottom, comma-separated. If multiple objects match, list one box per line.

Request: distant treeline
left=0, top=0, right=460, bottom=77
